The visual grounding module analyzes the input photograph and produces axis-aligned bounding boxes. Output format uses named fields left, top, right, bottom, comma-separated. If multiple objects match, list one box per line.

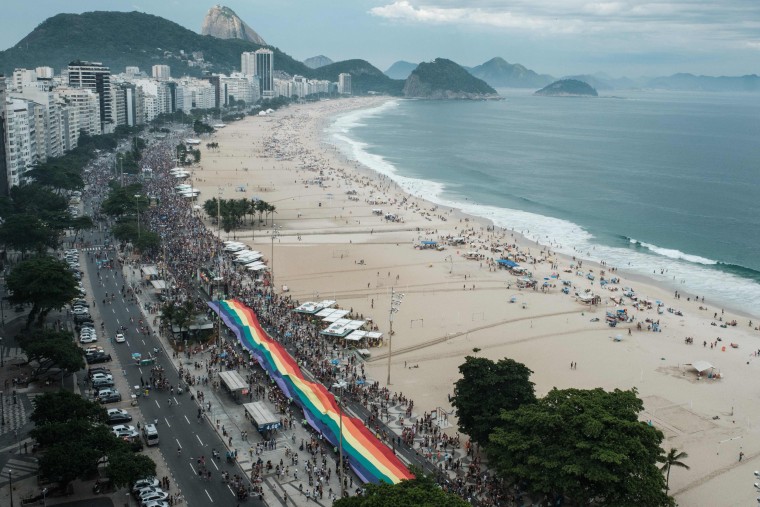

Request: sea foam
left=327, top=103, right=760, bottom=316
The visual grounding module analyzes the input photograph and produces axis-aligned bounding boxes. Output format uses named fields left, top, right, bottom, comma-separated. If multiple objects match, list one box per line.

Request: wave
left=626, top=237, right=718, bottom=265
left=326, top=105, right=760, bottom=316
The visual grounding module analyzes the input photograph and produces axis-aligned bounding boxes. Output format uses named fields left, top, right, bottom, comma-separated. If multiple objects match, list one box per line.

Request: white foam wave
left=630, top=239, right=718, bottom=265
left=326, top=107, right=760, bottom=317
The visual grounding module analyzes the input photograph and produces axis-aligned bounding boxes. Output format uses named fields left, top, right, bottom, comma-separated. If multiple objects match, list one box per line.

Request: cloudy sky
left=2, top=0, right=759, bottom=77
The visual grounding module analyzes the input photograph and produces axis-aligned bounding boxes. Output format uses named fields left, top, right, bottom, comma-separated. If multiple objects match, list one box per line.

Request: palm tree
left=659, top=447, right=690, bottom=491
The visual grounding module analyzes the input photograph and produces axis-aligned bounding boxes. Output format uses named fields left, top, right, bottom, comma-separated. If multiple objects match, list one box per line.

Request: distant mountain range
left=384, top=61, right=418, bottom=80
left=303, top=55, right=333, bottom=69
left=1, top=9, right=757, bottom=95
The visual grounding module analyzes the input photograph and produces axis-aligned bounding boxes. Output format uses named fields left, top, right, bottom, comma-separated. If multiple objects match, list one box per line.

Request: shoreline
left=321, top=97, right=759, bottom=322
left=192, top=96, right=760, bottom=505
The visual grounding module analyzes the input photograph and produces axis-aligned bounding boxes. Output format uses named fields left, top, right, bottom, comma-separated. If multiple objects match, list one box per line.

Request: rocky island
left=534, top=79, right=598, bottom=97
left=403, top=58, right=500, bottom=100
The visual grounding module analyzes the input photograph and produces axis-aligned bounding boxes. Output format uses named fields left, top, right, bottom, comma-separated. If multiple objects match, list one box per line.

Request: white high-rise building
left=241, top=52, right=256, bottom=77
left=56, top=87, right=102, bottom=136
left=152, top=65, right=171, bottom=80
left=10, top=87, right=64, bottom=159
left=175, top=78, right=216, bottom=112
left=12, top=68, right=37, bottom=91
left=4, top=98, right=39, bottom=189
left=253, top=49, right=274, bottom=98
left=338, top=73, right=352, bottom=95
left=220, top=74, right=257, bottom=106
left=35, top=67, right=54, bottom=79
left=67, top=60, right=113, bottom=133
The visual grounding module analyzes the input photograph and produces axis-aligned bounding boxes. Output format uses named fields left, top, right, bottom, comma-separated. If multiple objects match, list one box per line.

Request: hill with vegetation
left=535, top=79, right=598, bottom=97
left=0, top=11, right=310, bottom=77
left=403, top=58, right=499, bottom=99
left=311, top=59, right=404, bottom=95
left=468, top=57, right=554, bottom=89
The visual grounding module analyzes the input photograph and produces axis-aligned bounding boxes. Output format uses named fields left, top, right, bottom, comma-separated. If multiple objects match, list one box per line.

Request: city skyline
left=1, top=0, right=758, bottom=78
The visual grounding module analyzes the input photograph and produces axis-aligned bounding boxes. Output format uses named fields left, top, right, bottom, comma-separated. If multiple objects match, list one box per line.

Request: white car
left=73, top=307, right=89, bottom=315
left=115, top=333, right=126, bottom=343
left=79, top=335, right=98, bottom=344
left=91, top=373, right=113, bottom=382
left=131, top=477, right=159, bottom=493
left=112, top=424, right=139, bottom=438
left=139, top=489, right=168, bottom=504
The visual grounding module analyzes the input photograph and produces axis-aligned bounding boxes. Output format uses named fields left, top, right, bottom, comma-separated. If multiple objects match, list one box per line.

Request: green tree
left=30, top=390, right=106, bottom=425
left=68, top=215, right=95, bottom=245
left=659, top=448, right=690, bottom=492
left=450, top=356, right=535, bottom=444
left=6, top=256, right=79, bottom=326
left=0, top=214, right=58, bottom=254
left=18, top=329, right=86, bottom=379
left=334, top=472, right=466, bottom=507
left=26, top=162, right=84, bottom=193
left=487, top=387, right=672, bottom=507
left=106, top=450, right=156, bottom=489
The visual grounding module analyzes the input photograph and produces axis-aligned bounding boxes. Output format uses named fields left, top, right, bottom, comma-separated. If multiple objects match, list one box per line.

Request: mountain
left=201, top=5, right=266, bottom=45
left=645, top=73, right=760, bottom=92
left=0, top=11, right=310, bottom=78
left=535, top=79, right=598, bottom=97
left=311, top=59, right=404, bottom=96
left=303, top=55, right=333, bottom=69
left=468, top=57, right=554, bottom=89
left=384, top=61, right=418, bottom=80
left=403, top=58, right=499, bottom=99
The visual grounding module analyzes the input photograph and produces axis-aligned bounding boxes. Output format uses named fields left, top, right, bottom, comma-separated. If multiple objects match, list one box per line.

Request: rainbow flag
left=209, top=299, right=414, bottom=484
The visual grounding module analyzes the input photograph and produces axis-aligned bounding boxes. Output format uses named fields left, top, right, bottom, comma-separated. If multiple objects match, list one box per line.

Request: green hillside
left=311, top=59, right=404, bottom=95
left=0, top=11, right=311, bottom=77
left=404, top=58, right=497, bottom=98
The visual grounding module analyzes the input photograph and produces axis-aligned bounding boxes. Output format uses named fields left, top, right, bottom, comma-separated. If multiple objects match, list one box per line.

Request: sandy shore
left=190, top=97, right=760, bottom=506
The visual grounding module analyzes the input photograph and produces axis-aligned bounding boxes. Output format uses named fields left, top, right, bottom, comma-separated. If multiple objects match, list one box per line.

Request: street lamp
left=271, top=225, right=281, bottom=293
left=8, top=469, right=13, bottom=507
left=134, top=194, right=142, bottom=242
left=333, top=380, right=348, bottom=499
left=386, top=288, right=404, bottom=386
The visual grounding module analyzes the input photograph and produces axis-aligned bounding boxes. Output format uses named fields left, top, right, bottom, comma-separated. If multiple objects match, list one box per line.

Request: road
left=78, top=225, right=262, bottom=506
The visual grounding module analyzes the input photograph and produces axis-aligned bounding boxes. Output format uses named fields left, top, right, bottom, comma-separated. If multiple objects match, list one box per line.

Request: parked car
left=131, top=478, right=159, bottom=494
left=91, top=373, right=113, bottom=382
left=98, top=391, right=122, bottom=404
left=92, top=379, right=114, bottom=389
left=112, top=425, right=139, bottom=438
left=88, top=367, right=111, bottom=378
left=79, top=335, right=98, bottom=344
left=139, top=490, right=168, bottom=505
left=142, top=501, right=169, bottom=507
left=106, top=408, right=132, bottom=424
left=86, top=352, right=112, bottom=364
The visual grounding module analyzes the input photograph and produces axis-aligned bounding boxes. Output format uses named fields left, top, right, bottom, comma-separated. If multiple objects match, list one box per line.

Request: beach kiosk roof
left=293, top=300, right=337, bottom=314
left=317, top=308, right=350, bottom=322
left=421, top=240, right=437, bottom=245
left=150, top=280, right=167, bottom=291
left=218, top=371, right=248, bottom=398
left=141, top=265, right=159, bottom=277
left=244, top=402, right=281, bottom=432
left=691, top=360, right=714, bottom=373
left=321, top=319, right=366, bottom=337
left=497, top=259, right=519, bottom=268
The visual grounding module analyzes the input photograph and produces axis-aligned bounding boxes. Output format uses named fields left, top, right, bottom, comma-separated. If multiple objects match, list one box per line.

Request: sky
left=2, top=0, right=759, bottom=77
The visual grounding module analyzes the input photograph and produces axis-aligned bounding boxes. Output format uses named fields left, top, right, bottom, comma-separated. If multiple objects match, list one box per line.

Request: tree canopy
left=31, top=390, right=106, bottom=425
left=487, top=387, right=672, bottom=507
left=19, top=329, right=85, bottom=378
left=334, top=472, right=467, bottom=507
left=450, top=356, right=536, bottom=444
left=31, top=389, right=155, bottom=489
left=5, top=255, right=79, bottom=325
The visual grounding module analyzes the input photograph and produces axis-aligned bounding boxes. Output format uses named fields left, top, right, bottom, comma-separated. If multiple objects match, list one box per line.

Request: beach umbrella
left=330, top=359, right=340, bottom=365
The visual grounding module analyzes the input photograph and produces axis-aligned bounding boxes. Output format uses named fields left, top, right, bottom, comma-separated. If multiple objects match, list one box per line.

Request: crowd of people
left=78, top=126, right=532, bottom=506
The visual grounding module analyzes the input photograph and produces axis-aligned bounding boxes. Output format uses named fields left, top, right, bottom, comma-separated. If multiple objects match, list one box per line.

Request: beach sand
left=190, top=97, right=760, bottom=506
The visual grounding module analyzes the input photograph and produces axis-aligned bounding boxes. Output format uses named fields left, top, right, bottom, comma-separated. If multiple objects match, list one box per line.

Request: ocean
left=327, top=89, right=760, bottom=316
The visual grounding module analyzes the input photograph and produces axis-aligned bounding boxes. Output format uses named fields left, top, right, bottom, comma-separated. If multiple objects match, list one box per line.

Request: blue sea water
left=327, top=90, right=760, bottom=316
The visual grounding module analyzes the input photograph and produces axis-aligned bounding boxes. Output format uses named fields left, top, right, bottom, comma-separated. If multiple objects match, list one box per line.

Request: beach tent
left=293, top=300, right=337, bottom=314
left=497, top=259, right=519, bottom=268
left=691, top=360, right=714, bottom=374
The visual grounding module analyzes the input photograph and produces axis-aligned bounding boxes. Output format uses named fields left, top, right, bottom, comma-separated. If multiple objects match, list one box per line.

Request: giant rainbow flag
left=209, top=299, right=414, bottom=484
